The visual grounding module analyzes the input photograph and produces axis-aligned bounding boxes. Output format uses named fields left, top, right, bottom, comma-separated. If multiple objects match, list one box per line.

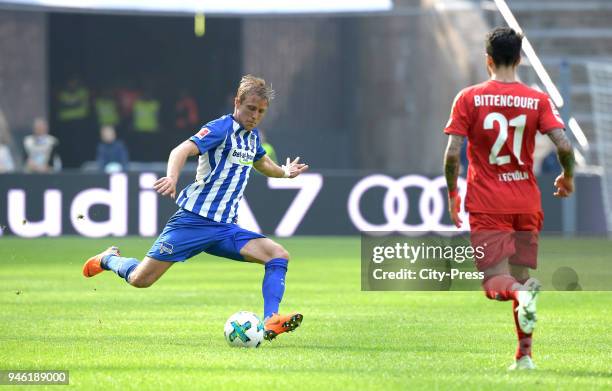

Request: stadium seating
left=507, top=0, right=612, bottom=163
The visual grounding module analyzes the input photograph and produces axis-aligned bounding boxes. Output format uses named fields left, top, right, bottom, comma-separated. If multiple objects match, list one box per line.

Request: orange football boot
left=264, top=312, right=303, bottom=341
left=82, top=246, right=120, bottom=278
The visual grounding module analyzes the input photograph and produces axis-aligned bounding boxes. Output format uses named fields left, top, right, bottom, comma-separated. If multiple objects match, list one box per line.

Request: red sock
left=482, top=274, right=520, bottom=301
left=512, top=300, right=532, bottom=359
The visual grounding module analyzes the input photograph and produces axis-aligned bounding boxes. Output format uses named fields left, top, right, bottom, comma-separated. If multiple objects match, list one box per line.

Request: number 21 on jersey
left=484, top=112, right=527, bottom=166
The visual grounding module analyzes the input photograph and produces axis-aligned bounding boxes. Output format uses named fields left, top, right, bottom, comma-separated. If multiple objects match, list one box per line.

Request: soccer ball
left=224, top=311, right=264, bottom=348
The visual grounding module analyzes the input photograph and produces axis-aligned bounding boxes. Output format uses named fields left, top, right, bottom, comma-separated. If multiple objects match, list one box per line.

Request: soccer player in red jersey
left=443, top=27, right=575, bottom=370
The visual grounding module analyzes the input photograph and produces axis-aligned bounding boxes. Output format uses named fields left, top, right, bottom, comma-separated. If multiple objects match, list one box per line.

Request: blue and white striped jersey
left=176, top=114, right=266, bottom=223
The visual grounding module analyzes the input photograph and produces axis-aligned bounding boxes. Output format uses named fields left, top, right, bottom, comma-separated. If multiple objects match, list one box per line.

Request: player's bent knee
left=128, top=274, right=154, bottom=288
left=272, top=245, right=290, bottom=261
left=131, top=280, right=153, bottom=288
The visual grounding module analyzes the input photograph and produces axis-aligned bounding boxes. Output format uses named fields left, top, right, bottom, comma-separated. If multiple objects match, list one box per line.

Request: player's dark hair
left=485, top=27, right=523, bottom=67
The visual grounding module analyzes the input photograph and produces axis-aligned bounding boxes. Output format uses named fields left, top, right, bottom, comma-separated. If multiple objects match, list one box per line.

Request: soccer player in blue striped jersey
left=83, top=75, right=309, bottom=341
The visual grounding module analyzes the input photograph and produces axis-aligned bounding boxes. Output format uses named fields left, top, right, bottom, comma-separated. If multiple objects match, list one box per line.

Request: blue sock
left=262, top=258, right=288, bottom=319
left=101, top=255, right=139, bottom=283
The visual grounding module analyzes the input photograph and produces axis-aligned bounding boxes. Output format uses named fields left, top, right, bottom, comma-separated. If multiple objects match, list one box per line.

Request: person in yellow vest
left=258, top=128, right=277, bottom=163
left=57, top=77, right=90, bottom=122
left=133, top=90, right=160, bottom=132
left=94, top=88, right=119, bottom=127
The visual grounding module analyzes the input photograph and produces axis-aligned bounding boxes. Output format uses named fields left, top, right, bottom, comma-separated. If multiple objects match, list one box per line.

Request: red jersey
left=444, top=80, right=565, bottom=213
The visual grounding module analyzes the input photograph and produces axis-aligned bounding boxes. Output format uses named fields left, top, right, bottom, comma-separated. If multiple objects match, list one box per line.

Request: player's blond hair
left=236, top=74, right=275, bottom=103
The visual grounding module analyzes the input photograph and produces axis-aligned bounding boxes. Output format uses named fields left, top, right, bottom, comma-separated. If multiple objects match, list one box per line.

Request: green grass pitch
left=1, top=237, right=611, bottom=390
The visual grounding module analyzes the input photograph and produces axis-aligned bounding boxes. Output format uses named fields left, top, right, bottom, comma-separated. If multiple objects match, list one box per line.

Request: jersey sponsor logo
left=195, top=127, right=210, bottom=139
left=230, top=148, right=255, bottom=166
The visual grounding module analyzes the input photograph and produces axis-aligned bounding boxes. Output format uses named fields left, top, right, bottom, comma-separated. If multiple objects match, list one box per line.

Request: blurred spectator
left=0, top=143, right=14, bottom=173
left=175, top=89, right=199, bottom=131
left=258, top=128, right=277, bottom=164
left=24, top=118, right=61, bottom=173
left=541, top=151, right=561, bottom=174
left=533, top=132, right=557, bottom=175
left=460, top=138, right=468, bottom=174
left=94, top=88, right=119, bottom=127
left=96, top=125, right=129, bottom=173
left=57, top=76, right=90, bottom=122
left=0, top=109, right=15, bottom=173
left=133, top=89, right=160, bottom=132
left=116, top=83, right=141, bottom=119
left=55, top=75, right=92, bottom=168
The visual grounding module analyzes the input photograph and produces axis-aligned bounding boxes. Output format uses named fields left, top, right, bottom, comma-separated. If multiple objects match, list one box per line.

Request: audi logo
left=347, top=174, right=469, bottom=234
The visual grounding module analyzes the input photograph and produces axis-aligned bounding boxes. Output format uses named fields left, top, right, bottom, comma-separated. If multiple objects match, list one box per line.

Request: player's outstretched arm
left=444, top=135, right=465, bottom=228
left=154, top=140, right=199, bottom=199
left=547, top=128, right=575, bottom=198
left=253, top=155, right=309, bottom=178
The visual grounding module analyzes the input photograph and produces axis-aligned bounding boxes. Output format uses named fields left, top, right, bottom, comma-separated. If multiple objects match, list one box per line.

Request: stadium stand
left=501, top=0, right=612, bottom=164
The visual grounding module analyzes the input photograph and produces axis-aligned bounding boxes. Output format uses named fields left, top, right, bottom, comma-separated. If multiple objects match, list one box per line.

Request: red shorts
left=469, top=212, right=543, bottom=272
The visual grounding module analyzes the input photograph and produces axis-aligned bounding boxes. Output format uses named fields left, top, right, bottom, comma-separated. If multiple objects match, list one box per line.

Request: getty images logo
left=4, top=173, right=158, bottom=238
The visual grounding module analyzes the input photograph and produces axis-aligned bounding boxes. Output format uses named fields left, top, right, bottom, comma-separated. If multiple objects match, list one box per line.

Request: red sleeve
left=444, top=90, right=470, bottom=136
left=538, top=97, right=565, bottom=134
